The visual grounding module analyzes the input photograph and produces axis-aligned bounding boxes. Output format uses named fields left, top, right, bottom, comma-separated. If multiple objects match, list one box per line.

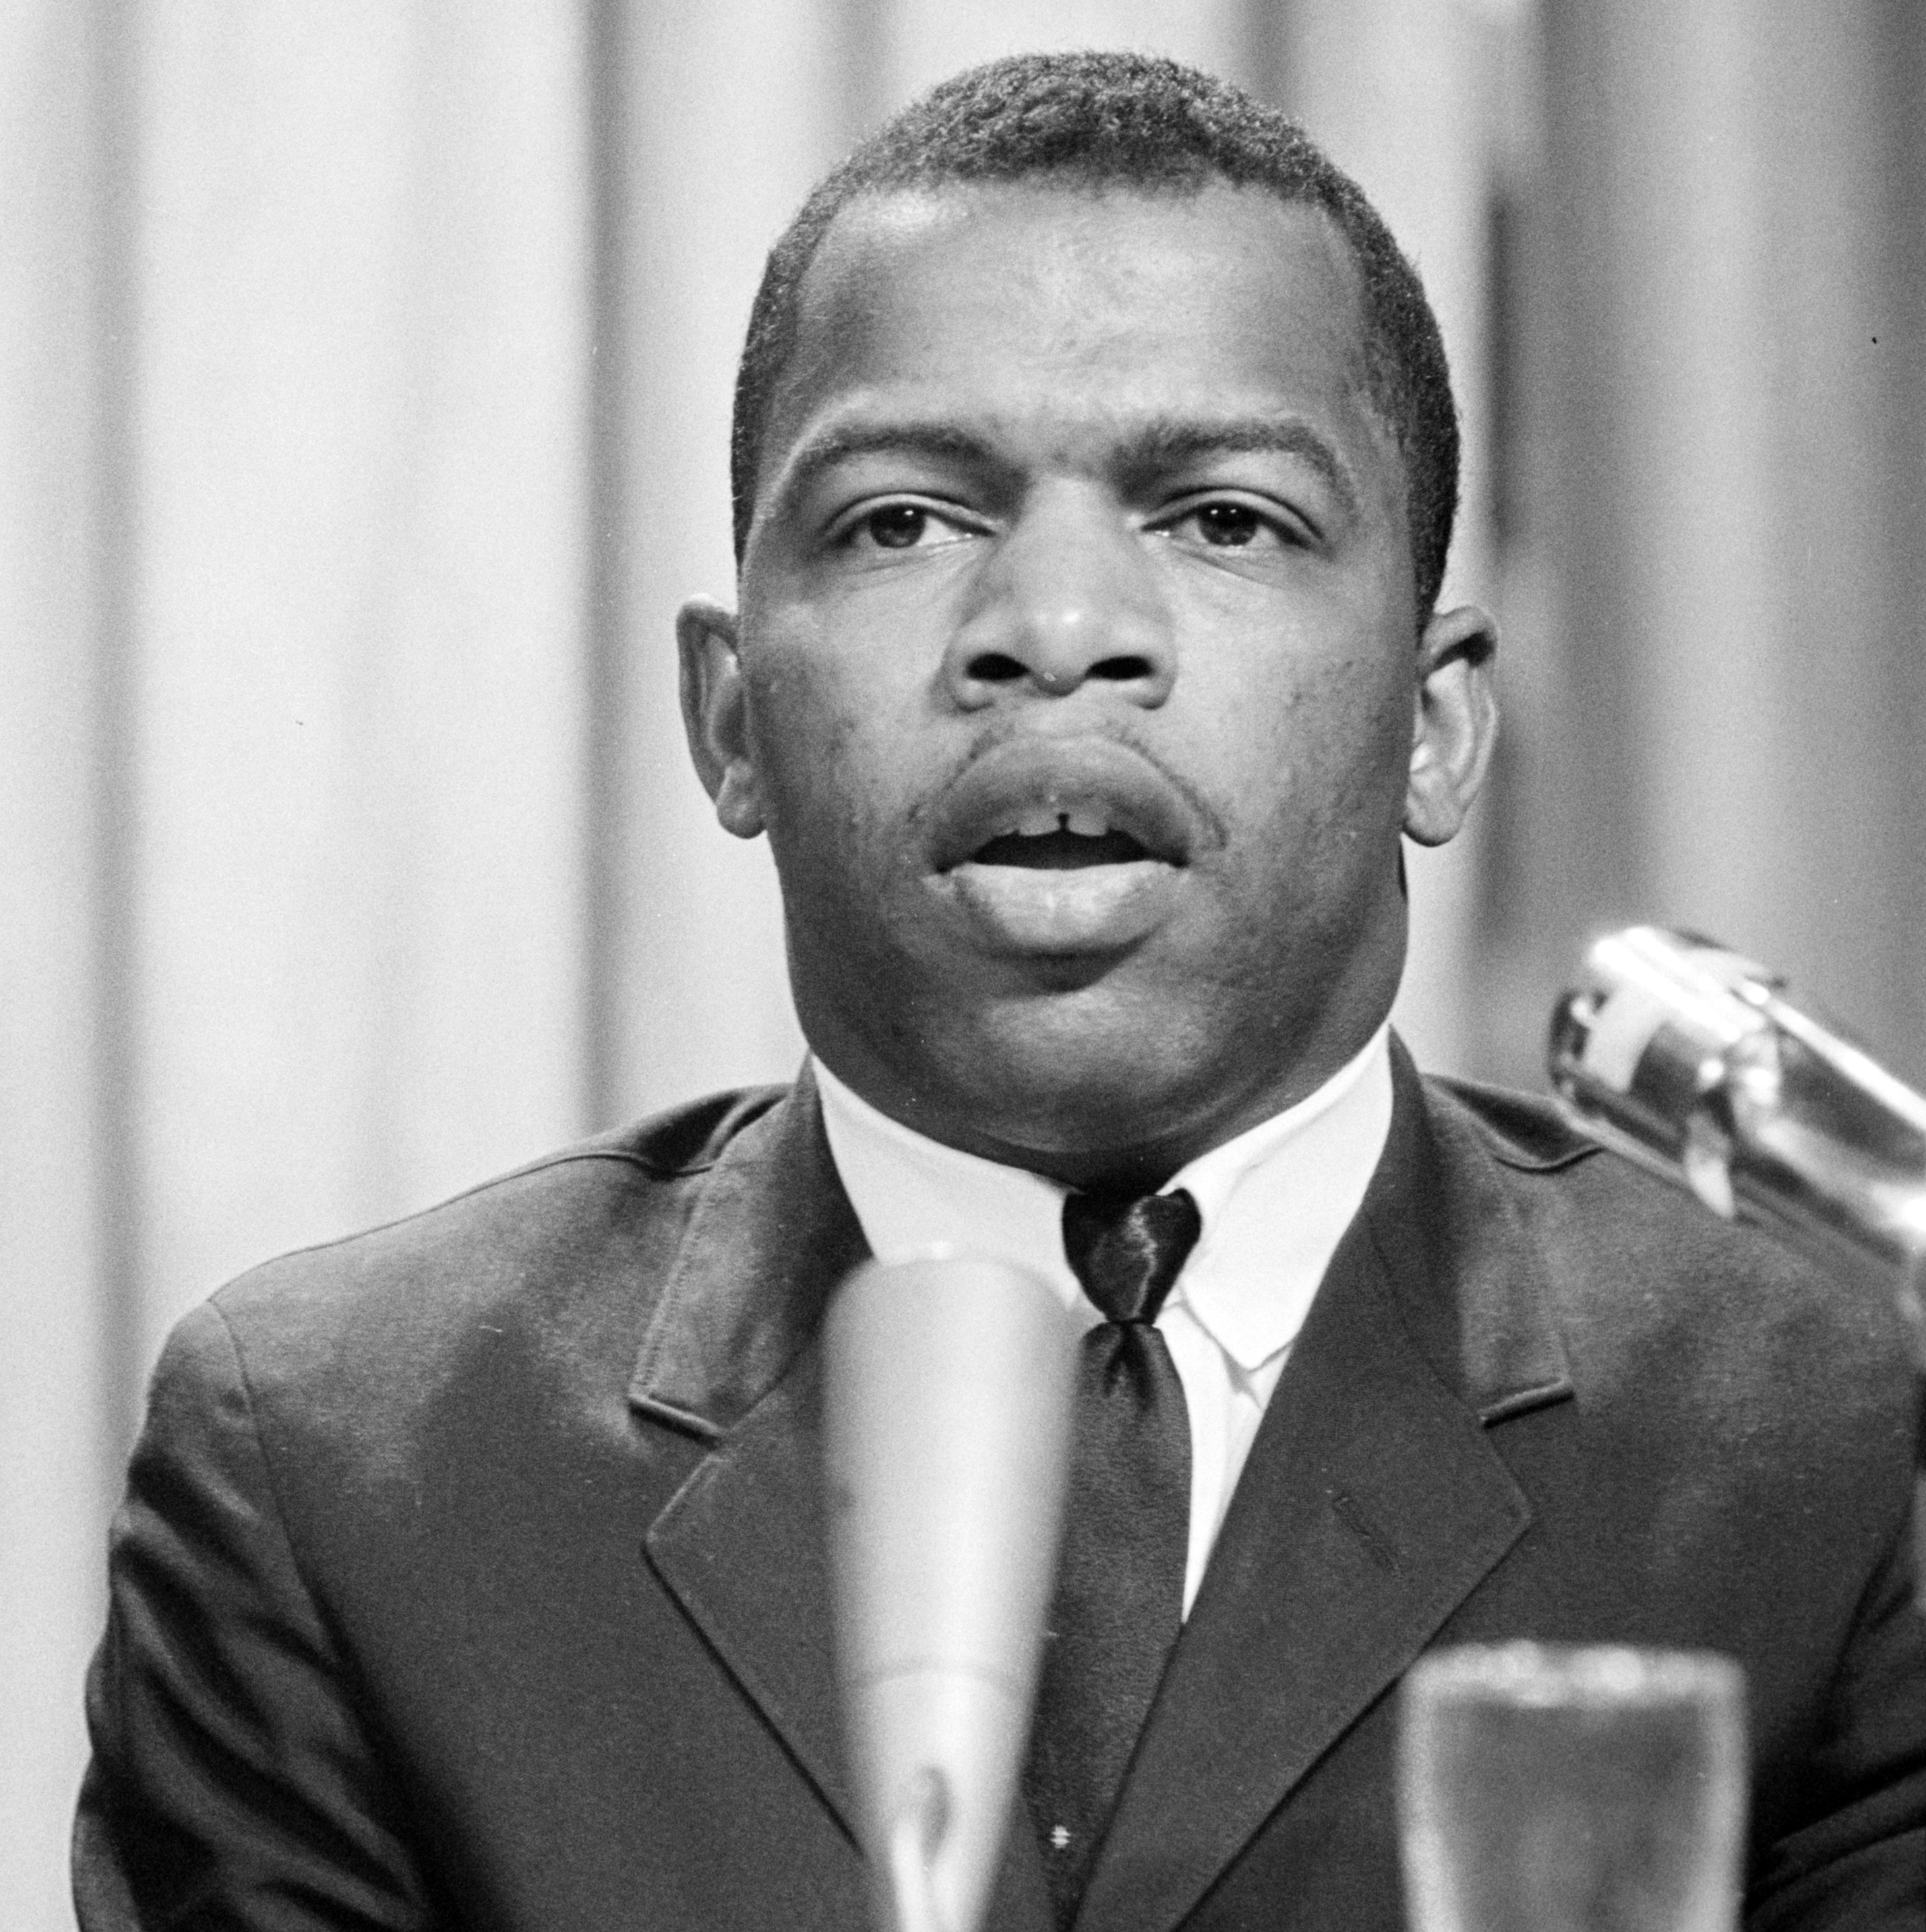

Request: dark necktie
left=1025, top=1186, right=1201, bottom=1929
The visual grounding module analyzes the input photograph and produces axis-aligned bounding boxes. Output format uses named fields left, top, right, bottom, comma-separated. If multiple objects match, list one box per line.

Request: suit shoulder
left=1423, top=1071, right=1917, bottom=1435
left=198, top=1084, right=788, bottom=1385
left=1422, top=1066, right=1863, bottom=1306
left=1423, top=1071, right=1599, bottom=1172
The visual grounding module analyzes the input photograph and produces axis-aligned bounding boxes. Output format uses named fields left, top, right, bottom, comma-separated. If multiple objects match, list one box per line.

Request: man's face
left=682, top=181, right=1494, bottom=1182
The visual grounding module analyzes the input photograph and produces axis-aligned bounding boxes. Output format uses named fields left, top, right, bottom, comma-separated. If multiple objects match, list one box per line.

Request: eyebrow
left=771, top=421, right=1002, bottom=516
left=1103, top=416, right=1362, bottom=524
left=771, top=411, right=1360, bottom=523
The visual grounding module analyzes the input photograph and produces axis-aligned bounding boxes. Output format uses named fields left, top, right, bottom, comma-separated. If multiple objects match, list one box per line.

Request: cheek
left=1233, top=645, right=1413, bottom=837
left=743, top=648, right=909, bottom=898
left=742, top=622, right=854, bottom=814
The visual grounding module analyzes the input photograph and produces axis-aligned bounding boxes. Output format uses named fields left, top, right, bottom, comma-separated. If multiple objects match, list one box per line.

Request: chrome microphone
left=823, top=1257, right=1079, bottom=1932
left=1548, top=926, right=1926, bottom=1372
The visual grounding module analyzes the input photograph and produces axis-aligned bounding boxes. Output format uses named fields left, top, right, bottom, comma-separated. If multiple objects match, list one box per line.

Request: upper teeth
left=1007, top=805, right=1111, bottom=838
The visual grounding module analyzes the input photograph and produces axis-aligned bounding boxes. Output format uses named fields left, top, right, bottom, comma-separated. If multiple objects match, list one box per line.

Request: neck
left=806, top=1017, right=1392, bottom=1191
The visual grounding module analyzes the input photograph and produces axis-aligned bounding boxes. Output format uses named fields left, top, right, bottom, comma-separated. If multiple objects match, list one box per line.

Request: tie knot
left=1061, top=1187, right=1201, bottom=1325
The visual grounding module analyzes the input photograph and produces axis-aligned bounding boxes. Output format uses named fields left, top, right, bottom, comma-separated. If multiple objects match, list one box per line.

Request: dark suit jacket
left=76, top=1048, right=1926, bottom=1931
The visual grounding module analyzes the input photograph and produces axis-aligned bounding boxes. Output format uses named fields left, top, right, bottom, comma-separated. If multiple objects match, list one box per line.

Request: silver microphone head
left=1548, top=926, right=1926, bottom=1363
left=823, top=1256, right=1079, bottom=1932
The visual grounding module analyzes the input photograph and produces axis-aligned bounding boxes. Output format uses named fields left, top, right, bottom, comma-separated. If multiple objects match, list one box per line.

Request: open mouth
left=971, top=811, right=1153, bottom=871
left=928, top=740, right=1199, bottom=879
left=926, top=739, right=1205, bottom=953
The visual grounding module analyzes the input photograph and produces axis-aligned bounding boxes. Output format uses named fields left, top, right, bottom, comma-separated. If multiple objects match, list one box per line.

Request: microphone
left=823, top=1257, right=1079, bottom=1932
left=1548, top=926, right=1926, bottom=1374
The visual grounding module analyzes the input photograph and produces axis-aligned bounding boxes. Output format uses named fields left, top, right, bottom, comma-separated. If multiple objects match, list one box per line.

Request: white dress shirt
left=814, top=1027, right=1393, bottom=1615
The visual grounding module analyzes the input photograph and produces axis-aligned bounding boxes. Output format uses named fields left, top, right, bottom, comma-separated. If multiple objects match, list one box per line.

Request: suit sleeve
left=73, top=1302, right=442, bottom=1932
left=1749, top=1474, right=1926, bottom=1930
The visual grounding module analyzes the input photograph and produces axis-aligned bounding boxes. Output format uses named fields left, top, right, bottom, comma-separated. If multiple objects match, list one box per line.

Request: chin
left=930, top=989, right=1224, bottom=1163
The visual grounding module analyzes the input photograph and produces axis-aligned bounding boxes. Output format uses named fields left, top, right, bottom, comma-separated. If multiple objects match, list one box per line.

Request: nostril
left=959, top=648, right=1162, bottom=690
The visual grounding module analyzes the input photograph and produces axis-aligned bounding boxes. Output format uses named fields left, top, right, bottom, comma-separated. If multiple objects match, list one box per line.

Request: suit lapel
left=628, top=1069, right=1054, bottom=1931
left=630, top=1066, right=868, bottom=1828
left=1076, top=1046, right=1575, bottom=1932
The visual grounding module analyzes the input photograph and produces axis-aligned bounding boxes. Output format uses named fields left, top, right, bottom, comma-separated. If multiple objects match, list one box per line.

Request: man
left=77, top=52, right=1926, bottom=1932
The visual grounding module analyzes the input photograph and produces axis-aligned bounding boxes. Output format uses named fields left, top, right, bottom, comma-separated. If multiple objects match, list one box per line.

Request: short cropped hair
left=729, top=51, right=1460, bottom=620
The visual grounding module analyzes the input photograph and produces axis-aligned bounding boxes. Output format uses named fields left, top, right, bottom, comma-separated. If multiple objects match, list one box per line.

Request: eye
left=1154, top=497, right=1302, bottom=552
left=1193, top=503, right=1267, bottom=547
left=841, top=501, right=976, bottom=553
left=866, top=504, right=930, bottom=549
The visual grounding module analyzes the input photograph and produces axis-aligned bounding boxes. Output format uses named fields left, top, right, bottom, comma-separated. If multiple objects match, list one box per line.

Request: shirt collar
left=814, top=1027, right=1393, bottom=1373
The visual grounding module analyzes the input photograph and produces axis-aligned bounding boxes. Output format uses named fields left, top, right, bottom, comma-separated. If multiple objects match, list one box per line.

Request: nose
left=941, top=485, right=1176, bottom=709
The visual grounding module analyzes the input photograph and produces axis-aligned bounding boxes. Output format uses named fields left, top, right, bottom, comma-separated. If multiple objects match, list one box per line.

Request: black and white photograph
left=5, top=4, right=1924, bottom=1928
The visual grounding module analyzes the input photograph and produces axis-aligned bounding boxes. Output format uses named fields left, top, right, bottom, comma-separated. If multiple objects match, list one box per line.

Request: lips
left=926, top=736, right=1201, bottom=875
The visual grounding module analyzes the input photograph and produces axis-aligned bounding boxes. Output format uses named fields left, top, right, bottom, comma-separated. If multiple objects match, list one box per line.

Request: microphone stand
left=883, top=1769, right=953, bottom=1932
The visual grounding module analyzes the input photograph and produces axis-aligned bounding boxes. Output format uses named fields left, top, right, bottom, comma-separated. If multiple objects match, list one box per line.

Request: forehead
left=756, top=180, right=1400, bottom=521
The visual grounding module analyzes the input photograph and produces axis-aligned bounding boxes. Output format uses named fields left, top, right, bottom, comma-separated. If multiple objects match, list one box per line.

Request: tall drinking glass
left=1397, top=1643, right=1747, bottom=1932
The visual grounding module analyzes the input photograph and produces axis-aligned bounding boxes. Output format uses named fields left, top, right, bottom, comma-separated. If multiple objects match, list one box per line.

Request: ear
left=1404, top=602, right=1499, bottom=847
left=677, top=596, right=766, bottom=839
